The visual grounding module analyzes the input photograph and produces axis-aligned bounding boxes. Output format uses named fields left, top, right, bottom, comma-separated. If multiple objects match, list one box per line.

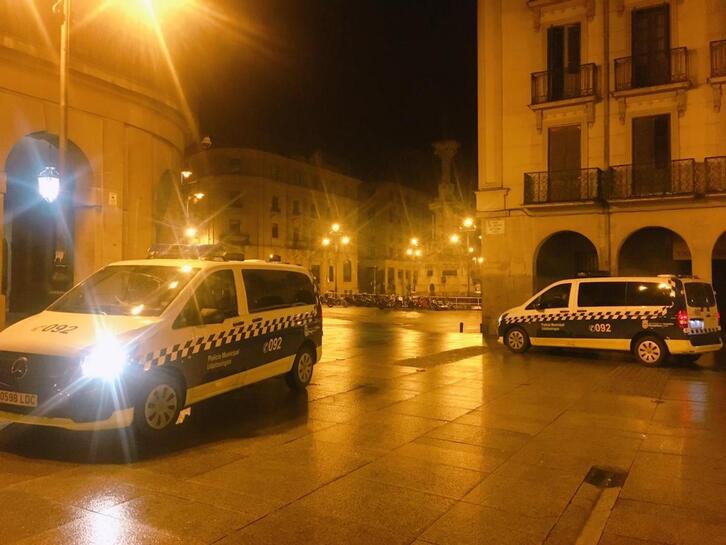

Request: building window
left=443, top=269, right=458, bottom=276
left=292, top=228, right=300, bottom=245
left=547, top=23, right=581, bottom=102
left=229, top=219, right=241, bottom=234
left=328, top=265, right=335, bottom=282
left=426, top=269, right=433, bottom=277
left=631, top=4, right=670, bottom=88
left=311, top=264, right=321, bottom=285
left=632, top=114, right=670, bottom=195
left=292, top=200, right=300, bottom=215
left=229, top=191, right=242, bottom=208
left=343, top=260, right=352, bottom=282
left=272, top=223, right=279, bottom=239
left=271, top=195, right=280, bottom=212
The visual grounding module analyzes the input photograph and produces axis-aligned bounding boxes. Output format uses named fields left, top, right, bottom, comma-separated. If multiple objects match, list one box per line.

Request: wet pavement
left=1, top=307, right=726, bottom=544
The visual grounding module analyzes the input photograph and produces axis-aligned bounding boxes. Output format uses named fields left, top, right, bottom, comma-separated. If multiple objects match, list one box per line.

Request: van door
left=572, top=281, right=629, bottom=349
left=175, top=268, right=245, bottom=385
left=241, top=269, right=314, bottom=375
left=682, top=281, right=720, bottom=332
left=525, top=282, right=573, bottom=346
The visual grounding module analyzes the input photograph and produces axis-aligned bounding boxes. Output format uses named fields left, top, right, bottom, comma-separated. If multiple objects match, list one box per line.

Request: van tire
left=133, top=372, right=184, bottom=438
left=286, top=346, right=315, bottom=391
left=634, top=335, right=667, bottom=367
left=505, top=327, right=530, bottom=353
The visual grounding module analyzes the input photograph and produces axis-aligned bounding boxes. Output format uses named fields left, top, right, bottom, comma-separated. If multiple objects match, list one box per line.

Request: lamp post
left=52, top=0, right=70, bottom=195
left=321, top=224, right=350, bottom=295
left=405, top=237, right=422, bottom=295
left=451, top=216, right=478, bottom=297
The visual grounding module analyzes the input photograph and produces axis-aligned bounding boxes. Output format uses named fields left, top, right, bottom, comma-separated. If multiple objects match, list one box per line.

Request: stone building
left=477, top=0, right=726, bottom=332
left=358, top=181, right=431, bottom=295
left=0, top=1, right=192, bottom=325
left=428, top=140, right=481, bottom=297
left=186, top=148, right=361, bottom=294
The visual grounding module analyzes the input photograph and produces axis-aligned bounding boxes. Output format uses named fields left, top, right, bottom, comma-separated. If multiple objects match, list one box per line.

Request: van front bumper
left=0, top=407, right=134, bottom=431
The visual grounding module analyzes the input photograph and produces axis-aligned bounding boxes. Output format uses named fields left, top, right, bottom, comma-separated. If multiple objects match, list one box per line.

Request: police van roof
left=108, top=258, right=310, bottom=273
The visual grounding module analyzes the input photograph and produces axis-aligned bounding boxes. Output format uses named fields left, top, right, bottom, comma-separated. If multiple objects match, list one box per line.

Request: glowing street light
left=462, top=217, right=475, bottom=229
left=322, top=237, right=331, bottom=247
left=192, top=192, right=205, bottom=200
left=331, top=222, right=341, bottom=233
left=37, top=166, right=61, bottom=203
left=406, top=248, right=414, bottom=256
left=410, top=237, right=419, bottom=247
left=341, top=235, right=351, bottom=246
left=450, top=233, right=460, bottom=244
left=181, top=170, right=193, bottom=180
left=184, top=226, right=197, bottom=238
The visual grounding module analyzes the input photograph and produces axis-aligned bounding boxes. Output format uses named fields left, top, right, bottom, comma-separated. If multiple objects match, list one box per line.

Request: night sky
left=189, top=0, right=477, bottom=194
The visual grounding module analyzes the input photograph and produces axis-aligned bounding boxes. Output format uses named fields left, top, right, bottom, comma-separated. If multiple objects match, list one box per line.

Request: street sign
left=485, top=218, right=505, bottom=235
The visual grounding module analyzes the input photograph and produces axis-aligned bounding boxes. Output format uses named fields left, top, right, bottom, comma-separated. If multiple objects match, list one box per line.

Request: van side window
left=577, top=282, right=627, bottom=307
left=173, top=270, right=238, bottom=328
left=527, top=283, right=571, bottom=310
left=625, top=282, right=674, bottom=306
left=243, top=270, right=315, bottom=312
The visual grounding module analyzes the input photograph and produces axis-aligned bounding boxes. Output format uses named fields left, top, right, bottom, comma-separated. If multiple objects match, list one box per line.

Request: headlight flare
left=81, top=333, right=129, bottom=381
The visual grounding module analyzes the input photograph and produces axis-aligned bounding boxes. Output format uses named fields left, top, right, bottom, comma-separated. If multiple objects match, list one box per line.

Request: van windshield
left=684, top=282, right=716, bottom=308
left=48, top=265, right=200, bottom=316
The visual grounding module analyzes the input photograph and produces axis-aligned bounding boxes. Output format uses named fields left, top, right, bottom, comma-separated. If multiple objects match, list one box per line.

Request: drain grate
left=584, top=466, right=628, bottom=489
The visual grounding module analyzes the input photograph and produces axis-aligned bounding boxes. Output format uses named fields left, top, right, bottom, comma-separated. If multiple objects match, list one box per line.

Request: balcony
left=705, top=156, right=726, bottom=194
left=614, top=47, right=688, bottom=92
left=711, top=40, right=726, bottom=78
left=605, top=159, right=696, bottom=200
left=523, top=168, right=602, bottom=205
left=531, top=63, right=597, bottom=105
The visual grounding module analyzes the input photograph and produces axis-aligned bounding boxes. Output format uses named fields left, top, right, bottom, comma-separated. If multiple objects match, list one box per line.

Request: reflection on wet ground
left=1, top=308, right=726, bottom=545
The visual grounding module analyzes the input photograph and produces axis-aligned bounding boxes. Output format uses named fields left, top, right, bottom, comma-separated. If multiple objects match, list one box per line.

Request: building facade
left=0, top=2, right=192, bottom=325
left=477, top=0, right=726, bottom=332
left=358, top=181, right=431, bottom=295
left=186, top=148, right=361, bottom=294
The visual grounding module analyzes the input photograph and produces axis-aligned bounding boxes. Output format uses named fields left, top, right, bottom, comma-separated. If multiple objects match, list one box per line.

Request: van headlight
left=81, top=334, right=128, bottom=381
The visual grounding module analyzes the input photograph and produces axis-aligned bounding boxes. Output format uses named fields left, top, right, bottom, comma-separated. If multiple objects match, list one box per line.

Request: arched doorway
left=713, top=232, right=726, bottom=330
left=618, top=227, right=691, bottom=277
left=4, top=133, right=88, bottom=317
left=535, top=231, right=598, bottom=291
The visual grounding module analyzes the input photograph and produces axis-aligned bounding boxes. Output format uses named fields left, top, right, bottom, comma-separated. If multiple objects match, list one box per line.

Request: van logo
left=641, top=319, right=649, bottom=329
left=10, top=357, right=29, bottom=380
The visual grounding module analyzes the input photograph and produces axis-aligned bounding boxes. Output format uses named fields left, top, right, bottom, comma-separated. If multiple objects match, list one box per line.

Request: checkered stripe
left=502, top=308, right=669, bottom=325
left=135, top=311, right=315, bottom=370
left=684, top=325, right=722, bottom=335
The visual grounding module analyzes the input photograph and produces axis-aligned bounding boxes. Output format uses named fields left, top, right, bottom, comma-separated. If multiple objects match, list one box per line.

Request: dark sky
left=189, top=0, right=477, bottom=194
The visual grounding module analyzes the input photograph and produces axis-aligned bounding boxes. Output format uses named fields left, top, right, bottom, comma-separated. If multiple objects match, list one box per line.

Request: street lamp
left=37, top=167, right=61, bottom=203
left=404, top=241, right=423, bottom=295
left=455, top=216, right=478, bottom=297
left=321, top=223, right=350, bottom=295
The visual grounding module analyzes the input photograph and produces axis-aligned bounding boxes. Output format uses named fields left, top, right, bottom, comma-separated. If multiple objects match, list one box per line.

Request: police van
left=498, top=275, right=722, bottom=366
left=0, top=245, right=322, bottom=435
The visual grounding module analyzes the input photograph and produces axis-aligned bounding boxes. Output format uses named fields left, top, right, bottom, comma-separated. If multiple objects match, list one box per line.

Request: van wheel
left=133, top=372, right=183, bottom=437
left=505, top=327, right=530, bottom=353
left=634, top=335, right=667, bottom=367
left=286, top=346, right=315, bottom=391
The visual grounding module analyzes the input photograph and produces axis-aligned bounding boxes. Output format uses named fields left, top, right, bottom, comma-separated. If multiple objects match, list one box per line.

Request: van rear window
left=684, top=282, right=716, bottom=308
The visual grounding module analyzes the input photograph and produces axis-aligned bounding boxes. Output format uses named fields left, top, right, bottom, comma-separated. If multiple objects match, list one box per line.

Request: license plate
left=0, top=389, right=38, bottom=408
left=688, top=319, right=705, bottom=330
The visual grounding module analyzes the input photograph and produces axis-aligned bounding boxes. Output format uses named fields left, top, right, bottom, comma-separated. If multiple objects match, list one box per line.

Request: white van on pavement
left=0, top=245, right=322, bottom=435
left=498, top=275, right=722, bottom=366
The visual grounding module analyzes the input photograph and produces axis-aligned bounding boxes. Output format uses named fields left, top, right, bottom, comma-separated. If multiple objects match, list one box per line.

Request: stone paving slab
left=0, top=308, right=725, bottom=544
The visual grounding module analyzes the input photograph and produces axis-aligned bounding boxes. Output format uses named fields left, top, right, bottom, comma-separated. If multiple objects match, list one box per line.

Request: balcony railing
left=531, top=63, right=597, bottom=105
left=614, top=47, right=688, bottom=91
left=605, top=159, right=696, bottom=199
left=711, top=40, right=726, bottom=78
left=705, top=156, right=726, bottom=193
left=524, top=168, right=602, bottom=204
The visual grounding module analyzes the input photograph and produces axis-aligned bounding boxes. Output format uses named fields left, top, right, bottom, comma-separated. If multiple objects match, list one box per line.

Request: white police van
left=0, top=245, right=322, bottom=435
left=498, top=275, right=722, bottom=366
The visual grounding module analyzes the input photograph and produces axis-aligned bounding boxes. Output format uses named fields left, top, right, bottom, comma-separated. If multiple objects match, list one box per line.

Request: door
left=632, top=114, right=670, bottom=195
left=547, top=24, right=581, bottom=101
left=241, top=269, right=315, bottom=373
left=548, top=125, right=581, bottom=201
left=175, top=268, right=244, bottom=383
left=632, top=4, right=670, bottom=87
left=572, top=281, right=629, bottom=348
left=525, top=282, right=573, bottom=344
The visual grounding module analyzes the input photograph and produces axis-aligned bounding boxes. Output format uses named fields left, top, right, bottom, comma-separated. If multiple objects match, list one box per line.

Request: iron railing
left=711, top=40, right=726, bottom=78
left=605, top=159, right=696, bottom=199
left=524, top=168, right=602, bottom=204
left=705, top=156, right=726, bottom=193
left=614, top=47, right=688, bottom=91
left=531, top=63, right=597, bottom=105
